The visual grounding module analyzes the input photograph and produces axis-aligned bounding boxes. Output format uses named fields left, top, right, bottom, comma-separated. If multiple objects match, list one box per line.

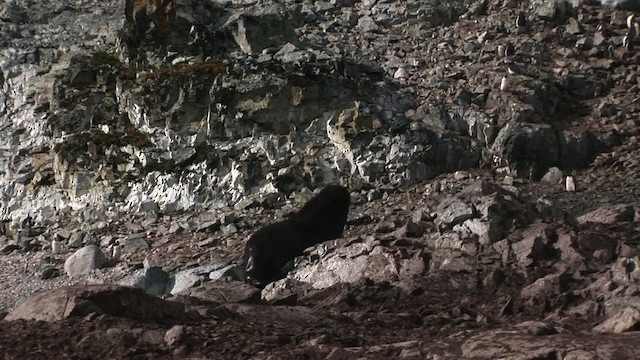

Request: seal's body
left=242, top=185, right=350, bottom=288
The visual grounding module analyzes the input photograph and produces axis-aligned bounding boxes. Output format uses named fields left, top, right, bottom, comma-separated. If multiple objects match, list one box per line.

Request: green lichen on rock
left=54, top=129, right=151, bottom=162
left=83, top=52, right=124, bottom=68
left=142, top=158, right=177, bottom=174
left=82, top=51, right=141, bottom=80
left=137, top=60, right=226, bottom=81
left=142, top=141, right=217, bottom=175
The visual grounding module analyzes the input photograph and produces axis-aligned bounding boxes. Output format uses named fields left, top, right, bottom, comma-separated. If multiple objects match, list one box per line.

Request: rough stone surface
left=182, top=281, right=261, bottom=304
left=63, top=245, right=108, bottom=277
left=593, top=306, right=640, bottom=333
left=117, top=266, right=170, bottom=295
left=168, top=262, right=233, bottom=295
left=577, top=204, right=635, bottom=224
left=5, top=285, right=189, bottom=322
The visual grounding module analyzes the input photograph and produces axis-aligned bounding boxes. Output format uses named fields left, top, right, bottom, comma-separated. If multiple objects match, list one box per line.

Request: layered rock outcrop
left=1, top=0, right=622, bottom=240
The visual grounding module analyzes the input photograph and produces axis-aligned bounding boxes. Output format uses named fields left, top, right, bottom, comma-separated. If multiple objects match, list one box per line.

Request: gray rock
left=164, top=325, right=186, bottom=347
left=510, top=224, right=555, bottom=267
left=563, top=74, right=609, bottom=99
left=0, top=243, right=20, bottom=255
left=63, top=245, right=108, bottom=277
left=577, top=204, right=635, bottom=225
left=432, top=232, right=465, bottom=250
left=117, top=266, right=170, bottom=296
left=168, top=271, right=203, bottom=296
left=67, top=231, right=85, bottom=248
left=593, top=306, right=640, bottom=333
left=167, top=262, right=233, bottom=295
left=600, top=0, right=640, bottom=11
left=99, top=235, right=116, bottom=248
left=565, top=16, right=582, bottom=35
left=513, top=321, right=559, bottom=336
left=553, top=230, right=585, bottom=265
left=208, top=264, right=238, bottom=281
left=123, top=236, right=150, bottom=253
left=464, top=218, right=503, bottom=244
left=394, top=221, right=427, bottom=238
left=139, top=200, right=159, bottom=212
left=55, top=229, right=72, bottom=240
left=219, top=213, right=236, bottom=225
left=41, top=267, right=60, bottom=280
left=182, top=281, right=261, bottom=303
left=520, top=273, right=569, bottom=312
left=223, top=6, right=300, bottom=55
left=541, top=167, right=563, bottom=184
left=265, top=241, right=405, bottom=293
left=530, top=0, right=572, bottom=19
left=357, top=16, right=379, bottom=32
left=221, top=223, right=238, bottom=236
left=4, top=285, right=189, bottom=322
left=462, top=330, right=640, bottom=359
left=412, top=207, right=434, bottom=222
left=492, top=123, right=559, bottom=180
left=436, top=199, right=476, bottom=229
left=535, top=197, right=567, bottom=222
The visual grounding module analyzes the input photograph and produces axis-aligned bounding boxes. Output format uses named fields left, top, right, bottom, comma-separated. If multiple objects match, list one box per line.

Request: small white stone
left=542, top=166, right=563, bottom=184
left=394, top=67, right=408, bottom=80
left=164, top=325, right=185, bottom=346
left=51, top=240, right=61, bottom=255
left=565, top=176, right=576, bottom=192
left=453, top=170, right=469, bottom=180
left=503, top=175, right=514, bottom=186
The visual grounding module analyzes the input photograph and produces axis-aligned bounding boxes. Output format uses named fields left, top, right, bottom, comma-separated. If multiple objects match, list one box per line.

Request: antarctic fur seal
left=242, top=185, right=350, bottom=288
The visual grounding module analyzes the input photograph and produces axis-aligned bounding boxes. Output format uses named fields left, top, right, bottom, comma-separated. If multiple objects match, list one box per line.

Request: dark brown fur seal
left=242, top=185, right=350, bottom=288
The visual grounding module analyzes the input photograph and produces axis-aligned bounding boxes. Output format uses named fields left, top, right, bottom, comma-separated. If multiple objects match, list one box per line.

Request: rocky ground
left=2, top=172, right=640, bottom=359
left=2, top=0, right=640, bottom=359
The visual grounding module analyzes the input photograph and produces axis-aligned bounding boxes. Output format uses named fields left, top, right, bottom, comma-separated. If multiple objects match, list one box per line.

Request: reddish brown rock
left=594, top=306, right=640, bottom=334
left=5, top=285, right=189, bottom=322
left=462, top=330, right=640, bottom=359
left=577, top=204, right=635, bottom=225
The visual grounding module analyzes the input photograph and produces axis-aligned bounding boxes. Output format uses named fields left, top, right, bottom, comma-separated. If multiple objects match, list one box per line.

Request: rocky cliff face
left=0, top=0, right=413, bottom=234
left=3, top=0, right=631, bottom=239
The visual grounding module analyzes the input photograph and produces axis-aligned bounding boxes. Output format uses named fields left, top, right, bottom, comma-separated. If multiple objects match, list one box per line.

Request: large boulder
left=599, top=0, right=640, bottom=11
left=64, top=245, right=108, bottom=277
left=4, top=285, right=190, bottom=322
left=117, top=266, right=171, bottom=295
left=492, top=123, right=559, bottom=180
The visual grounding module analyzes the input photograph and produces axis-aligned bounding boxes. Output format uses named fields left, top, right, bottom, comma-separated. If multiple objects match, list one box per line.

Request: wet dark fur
left=242, top=185, right=350, bottom=288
